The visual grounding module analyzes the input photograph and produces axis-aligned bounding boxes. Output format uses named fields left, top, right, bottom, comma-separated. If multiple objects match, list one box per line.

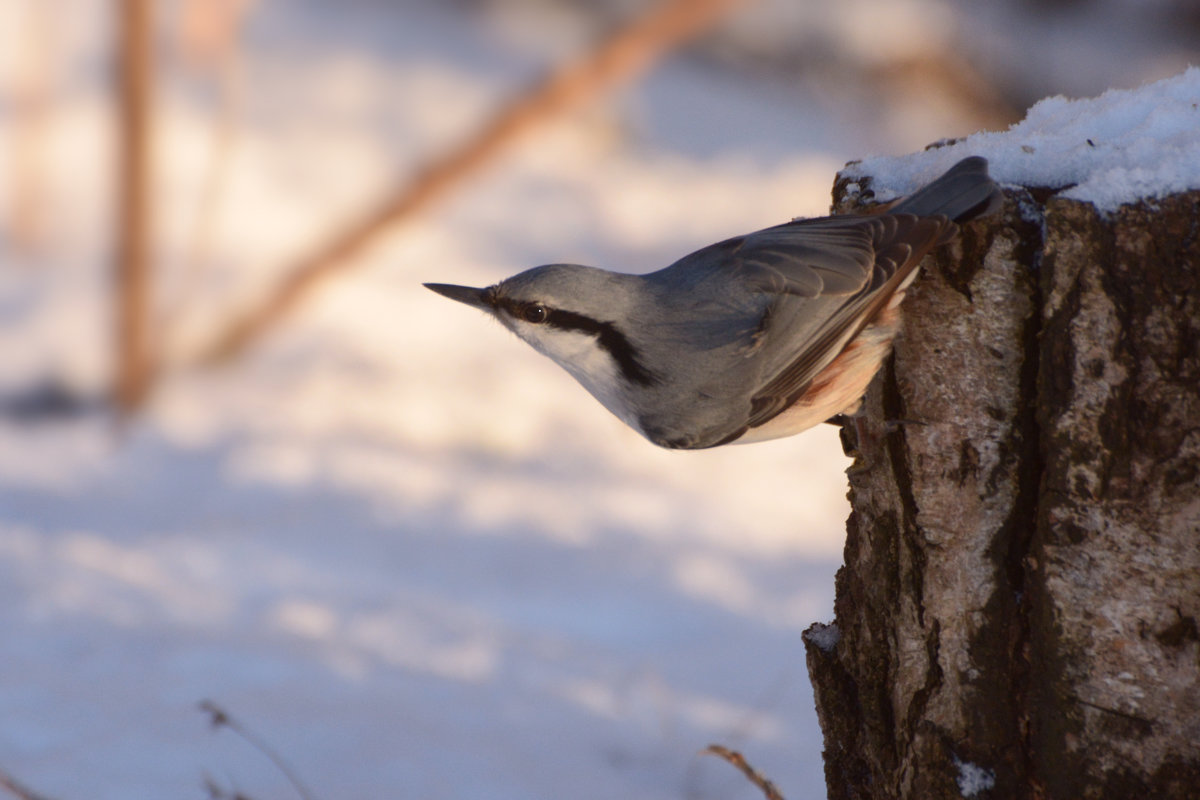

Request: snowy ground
left=0, top=1, right=1193, bottom=798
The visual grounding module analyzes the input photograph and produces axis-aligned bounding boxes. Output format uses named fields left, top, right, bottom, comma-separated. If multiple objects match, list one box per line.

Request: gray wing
left=641, top=213, right=953, bottom=447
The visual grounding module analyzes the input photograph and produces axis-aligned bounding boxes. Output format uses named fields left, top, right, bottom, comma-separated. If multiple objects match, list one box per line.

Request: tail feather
left=889, top=156, right=1003, bottom=223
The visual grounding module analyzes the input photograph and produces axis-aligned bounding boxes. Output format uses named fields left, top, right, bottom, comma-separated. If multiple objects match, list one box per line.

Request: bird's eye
left=522, top=304, right=548, bottom=324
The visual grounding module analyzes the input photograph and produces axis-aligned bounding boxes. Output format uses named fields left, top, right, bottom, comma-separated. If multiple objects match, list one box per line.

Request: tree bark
left=804, top=173, right=1200, bottom=799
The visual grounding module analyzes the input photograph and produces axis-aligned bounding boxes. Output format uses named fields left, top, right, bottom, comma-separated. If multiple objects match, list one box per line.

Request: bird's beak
left=423, top=283, right=493, bottom=312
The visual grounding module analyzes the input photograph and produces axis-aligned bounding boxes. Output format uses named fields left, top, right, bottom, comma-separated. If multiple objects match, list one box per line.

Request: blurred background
left=0, top=1, right=1194, bottom=798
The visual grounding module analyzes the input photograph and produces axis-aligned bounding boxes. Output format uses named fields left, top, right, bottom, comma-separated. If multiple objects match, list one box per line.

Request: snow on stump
left=803, top=68, right=1200, bottom=800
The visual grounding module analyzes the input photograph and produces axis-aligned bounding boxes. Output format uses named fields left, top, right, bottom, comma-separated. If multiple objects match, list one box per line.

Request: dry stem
left=196, top=0, right=748, bottom=364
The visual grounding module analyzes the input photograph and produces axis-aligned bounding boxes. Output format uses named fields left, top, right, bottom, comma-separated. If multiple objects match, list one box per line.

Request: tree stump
left=803, top=172, right=1200, bottom=800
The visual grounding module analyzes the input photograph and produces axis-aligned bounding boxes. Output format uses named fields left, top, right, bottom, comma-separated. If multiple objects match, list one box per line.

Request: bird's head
left=425, top=265, right=660, bottom=423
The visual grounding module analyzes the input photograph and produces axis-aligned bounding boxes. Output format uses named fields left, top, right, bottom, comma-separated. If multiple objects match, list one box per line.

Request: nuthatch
left=427, top=156, right=1001, bottom=449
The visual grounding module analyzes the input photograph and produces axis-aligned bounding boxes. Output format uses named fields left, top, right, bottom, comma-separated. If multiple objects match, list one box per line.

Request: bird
left=425, top=156, right=1002, bottom=450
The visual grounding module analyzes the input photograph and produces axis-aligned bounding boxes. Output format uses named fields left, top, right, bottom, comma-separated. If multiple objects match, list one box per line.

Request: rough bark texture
left=804, top=175, right=1200, bottom=800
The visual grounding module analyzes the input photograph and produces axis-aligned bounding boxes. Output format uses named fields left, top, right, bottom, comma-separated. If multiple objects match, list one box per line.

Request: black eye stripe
left=495, top=298, right=658, bottom=387
left=543, top=309, right=659, bottom=387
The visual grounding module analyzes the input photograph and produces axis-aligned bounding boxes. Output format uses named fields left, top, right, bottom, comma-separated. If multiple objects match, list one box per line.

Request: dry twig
left=0, top=769, right=57, bottom=800
left=114, top=0, right=156, bottom=414
left=199, top=700, right=317, bottom=800
left=202, top=772, right=257, bottom=800
left=702, top=744, right=787, bottom=800
left=196, top=0, right=749, bottom=364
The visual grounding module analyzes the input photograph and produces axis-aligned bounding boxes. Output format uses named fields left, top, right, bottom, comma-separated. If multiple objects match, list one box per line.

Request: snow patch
left=954, top=756, right=997, bottom=797
left=803, top=622, right=841, bottom=653
left=844, top=67, right=1200, bottom=212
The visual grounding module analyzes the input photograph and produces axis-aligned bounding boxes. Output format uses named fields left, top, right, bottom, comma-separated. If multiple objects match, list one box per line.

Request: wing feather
left=738, top=215, right=950, bottom=432
left=642, top=212, right=956, bottom=447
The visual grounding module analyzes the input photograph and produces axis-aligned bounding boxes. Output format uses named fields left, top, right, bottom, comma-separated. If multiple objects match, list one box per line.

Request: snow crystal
left=954, top=756, right=997, bottom=798
left=803, top=622, right=841, bottom=652
left=843, top=67, right=1200, bottom=213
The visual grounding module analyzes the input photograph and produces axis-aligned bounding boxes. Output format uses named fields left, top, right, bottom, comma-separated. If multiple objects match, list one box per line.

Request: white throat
left=519, top=326, right=641, bottom=431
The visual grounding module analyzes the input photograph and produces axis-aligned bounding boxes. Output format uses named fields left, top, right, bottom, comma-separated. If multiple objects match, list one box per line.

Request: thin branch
left=114, top=0, right=156, bottom=414
left=0, top=770, right=57, bottom=800
left=202, top=772, right=257, bottom=800
left=702, top=745, right=787, bottom=800
left=195, top=0, right=750, bottom=364
left=199, top=700, right=317, bottom=800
